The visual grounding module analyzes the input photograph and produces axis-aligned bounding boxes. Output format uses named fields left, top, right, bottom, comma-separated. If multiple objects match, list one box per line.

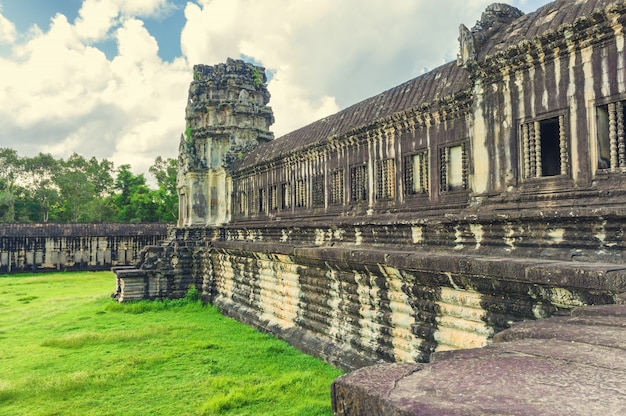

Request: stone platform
left=331, top=305, right=626, bottom=415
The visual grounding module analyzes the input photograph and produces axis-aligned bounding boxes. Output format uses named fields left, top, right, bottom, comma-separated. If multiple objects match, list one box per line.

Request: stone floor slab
left=332, top=305, right=626, bottom=415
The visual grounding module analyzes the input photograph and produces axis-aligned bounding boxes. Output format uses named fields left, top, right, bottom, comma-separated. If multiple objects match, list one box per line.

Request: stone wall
left=116, top=223, right=625, bottom=371
left=0, top=223, right=169, bottom=274
left=205, top=220, right=625, bottom=370
left=113, top=0, right=626, bottom=372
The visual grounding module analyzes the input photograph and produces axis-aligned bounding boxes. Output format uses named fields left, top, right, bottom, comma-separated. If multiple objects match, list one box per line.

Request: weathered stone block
left=332, top=305, right=626, bottom=415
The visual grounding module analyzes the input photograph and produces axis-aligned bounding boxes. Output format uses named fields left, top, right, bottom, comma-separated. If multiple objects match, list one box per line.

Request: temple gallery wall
left=114, top=0, right=626, bottom=371
left=0, top=223, right=169, bottom=274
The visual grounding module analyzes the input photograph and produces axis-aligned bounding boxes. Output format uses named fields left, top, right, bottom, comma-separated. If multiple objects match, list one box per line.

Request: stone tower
left=177, top=58, right=274, bottom=226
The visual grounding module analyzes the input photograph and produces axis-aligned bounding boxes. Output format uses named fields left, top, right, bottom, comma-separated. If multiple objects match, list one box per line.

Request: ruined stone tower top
left=472, top=3, right=525, bottom=33
left=184, top=58, right=274, bottom=162
left=458, top=3, right=524, bottom=68
left=177, top=58, right=275, bottom=226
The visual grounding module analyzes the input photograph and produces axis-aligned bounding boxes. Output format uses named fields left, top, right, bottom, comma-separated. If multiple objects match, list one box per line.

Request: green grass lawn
left=0, top=271, right=343, bottom=415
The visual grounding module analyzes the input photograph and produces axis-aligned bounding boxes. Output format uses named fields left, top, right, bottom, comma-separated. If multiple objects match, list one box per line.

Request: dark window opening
left=521, top=115, right=567, bottom=178
left=295, top=180, right=307, bottom=208
left=404, top=151, right=428, bottom=196
left=258, top=188, right=265, bottom=213
left=238, top=191, right=246, bottom=214
left=540, top=118, right=561, bottom=177
left=210, top=187, right=218, bottom=216
left=440, top=143, right=468, bottom=192
left=247, top=191, right=255, bottom=213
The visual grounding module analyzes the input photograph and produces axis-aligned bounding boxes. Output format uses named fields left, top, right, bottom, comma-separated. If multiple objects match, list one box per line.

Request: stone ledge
left=331, top=363, right=423, bottom=416
left=212, top=241, right=626, bottom=293
left=331, top=305, right=626, bottom=415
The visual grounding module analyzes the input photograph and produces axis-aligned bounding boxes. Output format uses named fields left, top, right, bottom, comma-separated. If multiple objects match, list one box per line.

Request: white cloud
left=0, top=0, right=551, bottom=182
left=113, top=18, right=159, bottom=66
left=75, top=0, right=120, bottom=41
left=6, top=14, right=110, bottom=125
left=74, top=0, right=174, bottom=42
left=180, top=0, right=500, bottom=136
left=0, top=4, right=190, bottom=180
left=268, top=72, right=340, bottom=136
left=0, top=8, right=16, bottom=44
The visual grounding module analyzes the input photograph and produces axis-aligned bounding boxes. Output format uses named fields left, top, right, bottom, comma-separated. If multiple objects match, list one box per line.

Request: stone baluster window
left=440, top=142, right=468, bottom=192
left=350, top=164, right=368, bottom=202
left=258, top=188, right=266, bottom=213
left=376, top=159, right=396, bottom=200
left=404, top=151, right=429, bottom=195
left=248, top=190, right=255, bottom=214
left=238, top=191, right=247, bottom=215
left=596, top=100, right=626, bottom=170
left=269, top=186, right=278, bottom=211
left=521, top=115, right=568, bottom=178
left=295, top=179, right=308, bottom=208
left=281, top=183, right=291, bottom=209
left=312, top=175, right=325, bottom=208
left=330, top=169, right=344, bottom=205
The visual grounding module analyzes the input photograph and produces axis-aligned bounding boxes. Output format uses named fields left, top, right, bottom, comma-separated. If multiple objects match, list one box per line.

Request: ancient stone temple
left=114, top=0, right=626, bottom=372
left=177, top=59, right=274, bottom=227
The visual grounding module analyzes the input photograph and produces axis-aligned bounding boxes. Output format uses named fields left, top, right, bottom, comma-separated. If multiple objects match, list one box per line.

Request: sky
left=0, top=0, right=553, bottom=180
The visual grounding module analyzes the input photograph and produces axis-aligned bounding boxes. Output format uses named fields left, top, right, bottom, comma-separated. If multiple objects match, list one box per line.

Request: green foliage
left=113, top=164, right=149, bottom=222
left=193, top=69, right=201, bottom=81
left=149, top=156, right=178, bottom=222
left=185, top=284, right=201, bottom=302
left=113, top=158, right=178, bottom=223
left=0, top=190, right=16, bottom=222
left=0, top=148, right=176, bottom=223
left=0, top=148, right=23, bottom=222
left=104, top=286, right=202, bottom=314
left=22, top=153, right=60, bottom=222
left=55, top=153, right=97, bottom=222
left=251, top=67, right=263, bottom=88
left=0, top=272, right=342, bottom=415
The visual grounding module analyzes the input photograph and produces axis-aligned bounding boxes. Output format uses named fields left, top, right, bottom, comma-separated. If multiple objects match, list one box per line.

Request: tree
left=0, top=187, right=16, bottom=222
left=114, top=164, right=158, bottom=222
left=0, top=148, right=24, bottom=222
left=0, top=148, right=177, bottom=223
left=83, top=157, right=116, bottom=222
left=149, top=156, right=178, bottom=222
left=54, top=153, right=96, bottom=222
left=22, top=153, right=60, bottom=222
left=129, top=185, right=158, bottom=222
